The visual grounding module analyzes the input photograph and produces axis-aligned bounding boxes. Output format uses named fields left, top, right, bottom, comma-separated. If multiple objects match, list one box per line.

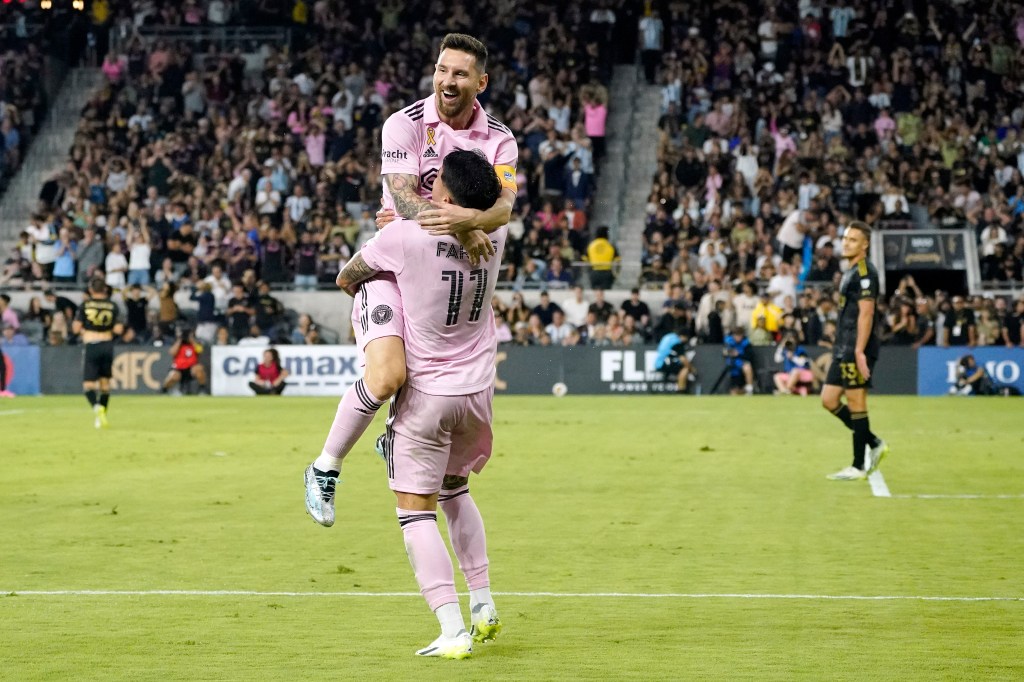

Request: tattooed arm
left=384, top=173, right=433, bottom=220
left=336, top=253, right=380, bottom=297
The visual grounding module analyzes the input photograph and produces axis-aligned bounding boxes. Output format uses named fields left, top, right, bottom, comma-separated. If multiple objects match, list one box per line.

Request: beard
left=435, top=86, right=473, bottom=118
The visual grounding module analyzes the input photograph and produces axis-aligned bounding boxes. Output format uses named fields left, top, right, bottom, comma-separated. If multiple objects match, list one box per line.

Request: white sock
left=434, top=602, right=465, bottom=638
left=313, top=450, right=341, bottom=473
left=469, top=587, right=494, bottom=610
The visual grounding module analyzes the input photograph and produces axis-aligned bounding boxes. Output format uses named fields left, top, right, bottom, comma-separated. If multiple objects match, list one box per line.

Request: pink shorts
left=380, top=384, right=494, bottom=495
left=352, top=274, right=405, bottom=365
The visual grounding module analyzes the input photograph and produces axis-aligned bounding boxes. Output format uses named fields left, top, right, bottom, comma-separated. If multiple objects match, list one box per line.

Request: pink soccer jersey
left=379, top=94, right=518, bottom=205
left=360, top=219, right=507, bottom=396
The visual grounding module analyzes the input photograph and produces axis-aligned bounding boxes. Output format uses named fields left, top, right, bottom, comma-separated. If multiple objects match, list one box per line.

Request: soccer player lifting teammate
left=821, top=221, right=889, bottom=480
left=73, top=277, right=124, bottom=428
left=331, top=151, right=507, bottom=659
left=305, top=33, right=518, bottom=519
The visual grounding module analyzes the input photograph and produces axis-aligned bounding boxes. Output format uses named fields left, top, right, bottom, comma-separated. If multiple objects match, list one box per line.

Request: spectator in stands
left=621, top=288, right=650, bottom=328
left=0, top=294, right=18, bottom=330
left=531, top=291, right=563, bottom=327
left=943, top=296, right=976, bottom=347
left=561, top=286, right=589, bottom=328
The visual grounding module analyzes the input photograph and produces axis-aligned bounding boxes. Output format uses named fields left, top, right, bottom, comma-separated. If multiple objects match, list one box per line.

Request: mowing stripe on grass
left=5, top=590, right=1022, bottom=602
left=868, top=470, right=891, bottom=497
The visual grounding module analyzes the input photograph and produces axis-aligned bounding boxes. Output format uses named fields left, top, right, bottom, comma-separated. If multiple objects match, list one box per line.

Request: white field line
left=3, top=590, right=1022, bottom=603
left=0, top=409, right=26, bottom=416
left=892, top=493, right=1024, bottom=500
left=868, top=470, right=891, bottom=497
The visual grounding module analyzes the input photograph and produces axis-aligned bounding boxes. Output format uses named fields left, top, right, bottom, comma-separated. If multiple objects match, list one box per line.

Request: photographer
left=773, top=332, right=814, bottom=395
left=723, top=326, right=755, bottom=395
left=654, top=331, right=697, bottom=393
left=950, top=354, right=994, bottom=396
left=161, top=326, right=208, bottom=395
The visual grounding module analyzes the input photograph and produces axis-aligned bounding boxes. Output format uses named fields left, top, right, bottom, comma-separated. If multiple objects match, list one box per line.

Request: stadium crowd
left=0, top=20, right=47, bottom=197
left=633, top=0, right=1024, bottom=351
left=2, top=0, right=1023, bottom=359
left=0, top=0, right=630, bottom=346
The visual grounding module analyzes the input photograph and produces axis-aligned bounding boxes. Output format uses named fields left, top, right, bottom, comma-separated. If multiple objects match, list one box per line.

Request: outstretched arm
left=335, top=253, right=380, bottom=297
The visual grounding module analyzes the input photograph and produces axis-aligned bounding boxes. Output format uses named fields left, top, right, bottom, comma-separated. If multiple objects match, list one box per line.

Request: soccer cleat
left=0, top=389, right=15, bottom=398
left=375, top=433, right=386, bottom=462
left=826, top=465, right=867, bottom=481
left=304, top=464, right=339, bottom=527
left=469, top=603, right=502, bottom=643
left=866, top=440, right=889, bottom=474
left=415, top=630, right=473, bottom=659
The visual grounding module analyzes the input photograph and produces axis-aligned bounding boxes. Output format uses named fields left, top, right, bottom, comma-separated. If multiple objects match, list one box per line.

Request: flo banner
left=917, top=347, right=1024, bottom=396
left=211, top=345, right=362, bottom=396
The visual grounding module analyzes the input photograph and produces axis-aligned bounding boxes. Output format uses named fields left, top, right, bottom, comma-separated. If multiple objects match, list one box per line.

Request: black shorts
left=825, top=352, right=875, bottom=390
left=83, top=341, right=115, bottom=382
left=781, top=244, right=803, bottom=264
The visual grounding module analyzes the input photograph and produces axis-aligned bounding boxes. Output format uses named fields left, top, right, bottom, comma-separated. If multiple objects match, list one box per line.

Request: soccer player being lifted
left=332, top=151, right=506, bottom=659
left=72, top=277, right=124, bottom=428
left=821, top=221, right=889, bottom=480
left=304, top=33, right=517, bottom=523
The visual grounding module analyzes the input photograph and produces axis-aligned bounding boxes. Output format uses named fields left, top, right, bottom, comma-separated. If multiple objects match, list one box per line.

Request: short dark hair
left=847, top=220, right=872, bottom=240
left=88, top=277, right=108, bottom=295
left=440, top=33, right=488, bottom=72
left=440, top=150, right=501, bottom=212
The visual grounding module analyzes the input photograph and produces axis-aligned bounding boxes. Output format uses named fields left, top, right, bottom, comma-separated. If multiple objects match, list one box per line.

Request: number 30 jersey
left=360, top=219, right=507, bottom=396
left=76, top=298, right=120, bottom=333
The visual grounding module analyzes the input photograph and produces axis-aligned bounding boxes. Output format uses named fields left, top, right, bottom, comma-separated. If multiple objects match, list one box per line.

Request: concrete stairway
left=0, top=68, right=103, bottom=251
left=588, top=64, right=663, bottom=288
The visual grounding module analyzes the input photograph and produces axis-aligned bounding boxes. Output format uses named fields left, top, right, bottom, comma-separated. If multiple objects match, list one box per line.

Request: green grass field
left=2, top=395, right=1023, bottom=680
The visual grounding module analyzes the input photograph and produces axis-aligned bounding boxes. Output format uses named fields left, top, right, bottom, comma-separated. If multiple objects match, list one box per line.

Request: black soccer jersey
left=834, top=258, right=880, bottom=358
left=75, top=298, right=120, bottom=334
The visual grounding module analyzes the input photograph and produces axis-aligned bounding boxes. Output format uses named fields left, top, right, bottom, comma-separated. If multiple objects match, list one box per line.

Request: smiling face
left=433, top=48, right=487, bottom=122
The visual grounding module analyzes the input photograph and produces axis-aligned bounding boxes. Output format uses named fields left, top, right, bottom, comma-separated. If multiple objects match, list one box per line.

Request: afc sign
left=110, top=351, right=163, bottom=391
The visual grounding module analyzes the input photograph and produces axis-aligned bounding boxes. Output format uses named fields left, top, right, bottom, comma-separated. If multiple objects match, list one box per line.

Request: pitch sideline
left=3, top=589, right=1021, bottom=603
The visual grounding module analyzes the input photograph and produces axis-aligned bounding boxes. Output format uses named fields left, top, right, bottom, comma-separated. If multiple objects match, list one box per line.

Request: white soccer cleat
left=826, top=465, right=867, bottom=481
left=470, top=603, right=502, bottom=643
left=415, top=630, right=473, bottom=659
left=866, top=440, right=889, bottom=474
left=304, top=464, right=338, bottom=527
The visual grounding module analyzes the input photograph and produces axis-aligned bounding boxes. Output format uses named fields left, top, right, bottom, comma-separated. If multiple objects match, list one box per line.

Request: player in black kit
left=820, top=222, right=889, bottom=481
left=72, top=278, right=124, bottom=428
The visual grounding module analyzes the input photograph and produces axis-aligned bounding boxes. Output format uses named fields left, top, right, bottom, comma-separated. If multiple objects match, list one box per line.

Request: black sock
left=85, top=389, right=97, bottom=407
left=99, top=393, right=109, bottom=408
left=833, top=404, right=881, bottom=448
left=851, top=411, right=870, bottom=470
left=830, top=404, right=853, bottom=429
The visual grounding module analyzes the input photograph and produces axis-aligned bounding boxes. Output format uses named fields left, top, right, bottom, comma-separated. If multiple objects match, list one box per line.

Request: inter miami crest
left=371, top=305, right=394, bottom=325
